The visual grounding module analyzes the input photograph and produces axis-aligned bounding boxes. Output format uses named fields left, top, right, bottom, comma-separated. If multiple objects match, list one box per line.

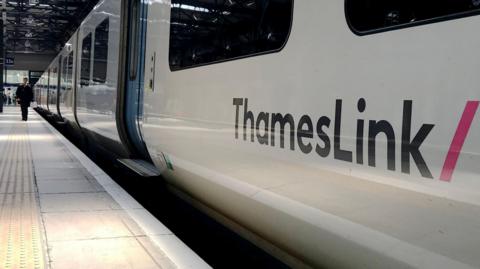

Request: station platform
left=0, top=107, right=210, bottom=269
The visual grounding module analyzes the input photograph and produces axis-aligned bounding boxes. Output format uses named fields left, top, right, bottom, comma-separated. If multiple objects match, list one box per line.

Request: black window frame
left=168, top=0, right=295, bottom=71
left=345, top=0, right=480, bottom=36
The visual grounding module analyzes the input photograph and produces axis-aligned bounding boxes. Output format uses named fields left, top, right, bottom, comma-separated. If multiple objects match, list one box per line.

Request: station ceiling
left=4, top=0, right=99, bottom=54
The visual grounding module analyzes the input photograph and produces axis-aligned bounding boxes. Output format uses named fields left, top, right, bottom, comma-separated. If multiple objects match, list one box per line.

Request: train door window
left=50, top=67, right=57, bottom=100
left=346, top=0, right=480, bottom=35
left=61, top=57, right=68, bottom=91
left=169, top=0, right=293, bottom=71
left=93, top=19, right=109, bottom=83
left=67, top=51, right=74, bottom=90
left=47, top=68, right=51, bottom=105
left=47, top=69, right=51, bottom=92
left=80, top=33, right=92, bottom=86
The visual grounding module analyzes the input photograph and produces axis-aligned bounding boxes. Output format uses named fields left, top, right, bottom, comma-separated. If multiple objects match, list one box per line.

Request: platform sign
left=5, top=57, right=14, bottom=66
left=29, top=71, right=43, bottom=85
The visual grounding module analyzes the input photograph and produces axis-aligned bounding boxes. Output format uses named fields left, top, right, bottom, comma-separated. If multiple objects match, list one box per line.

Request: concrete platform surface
left=0, top=107, right=210, bottom=269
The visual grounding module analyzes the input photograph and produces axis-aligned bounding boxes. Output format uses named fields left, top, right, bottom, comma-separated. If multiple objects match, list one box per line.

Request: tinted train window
left=63, top=57, right=68, bottom=79
left=80, top=33, right=92, bottom=86
left=61, top=52, right=74, bottom=91
left=61, top=57, right=68, bottom=90
left=169, top=0, right=293, bottom=71
left=47, top=68, right=53, bottom=91
left=93, top=19, right=109, bottom=83
left=52, top=67, right=58, bottom=91
left=67, top=52, right=74, bottom=89
left=346, top=0, right=480, bottom=34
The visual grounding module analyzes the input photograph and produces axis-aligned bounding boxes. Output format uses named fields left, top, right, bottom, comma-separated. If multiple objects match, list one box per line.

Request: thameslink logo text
left=233, top=98, right=435, bottom=179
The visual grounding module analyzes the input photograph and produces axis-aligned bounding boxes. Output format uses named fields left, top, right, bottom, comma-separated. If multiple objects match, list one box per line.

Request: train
left=34, top=0, right=480, bottom=268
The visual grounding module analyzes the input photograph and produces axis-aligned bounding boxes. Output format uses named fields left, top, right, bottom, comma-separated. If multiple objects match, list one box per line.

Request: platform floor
left=0, top=107, right=209, bottom=269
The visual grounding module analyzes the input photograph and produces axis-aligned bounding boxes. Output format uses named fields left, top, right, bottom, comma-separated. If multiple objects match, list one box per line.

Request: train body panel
left=75, top=0, right=122, bottom=143
left=141, top=1, right=480, bottom=268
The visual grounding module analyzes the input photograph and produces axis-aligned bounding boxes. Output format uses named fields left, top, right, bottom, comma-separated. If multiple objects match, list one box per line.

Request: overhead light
left=26, top=16, right=34, bottom=25
left=25, top=31, right=33, bottom=38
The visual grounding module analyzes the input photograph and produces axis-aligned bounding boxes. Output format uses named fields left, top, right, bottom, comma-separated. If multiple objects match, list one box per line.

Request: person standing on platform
left=11, top=89, right=16, bottom=106
left=6, top=88, right=12, bottom=105
left=0, top=89, right=4, bottom=113
left=16, top=78, right=33, bottom=121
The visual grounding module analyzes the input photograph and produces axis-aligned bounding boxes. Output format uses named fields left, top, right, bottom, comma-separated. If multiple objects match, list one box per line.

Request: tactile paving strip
left=0, top=123, right=46, bottom=269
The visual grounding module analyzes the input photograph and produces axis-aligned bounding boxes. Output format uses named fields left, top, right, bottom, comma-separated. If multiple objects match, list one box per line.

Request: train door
left=46, top=68, right=50, bottom=112
left=141, top=0, right=169, bottom=172
left=119, top=0, right=151, bottom=159
left=59, top=46, right=76, bottom=124
left=47, top=62, right=59, bottom=115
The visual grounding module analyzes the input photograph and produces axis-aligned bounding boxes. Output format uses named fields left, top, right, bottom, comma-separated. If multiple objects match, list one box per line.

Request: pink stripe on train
left=440, top=101, right=479, bottom=182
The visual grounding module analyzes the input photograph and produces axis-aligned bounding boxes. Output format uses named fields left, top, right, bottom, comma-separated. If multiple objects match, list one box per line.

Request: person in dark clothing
left=16, top=78, right=34, bottom=121
left=0, top=89, right=4, bottom=113
left=6, top=88, right=12, bottom=105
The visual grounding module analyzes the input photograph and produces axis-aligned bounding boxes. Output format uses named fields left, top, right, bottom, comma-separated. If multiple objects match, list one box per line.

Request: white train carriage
left=34, top=0, right=480, bottom=268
